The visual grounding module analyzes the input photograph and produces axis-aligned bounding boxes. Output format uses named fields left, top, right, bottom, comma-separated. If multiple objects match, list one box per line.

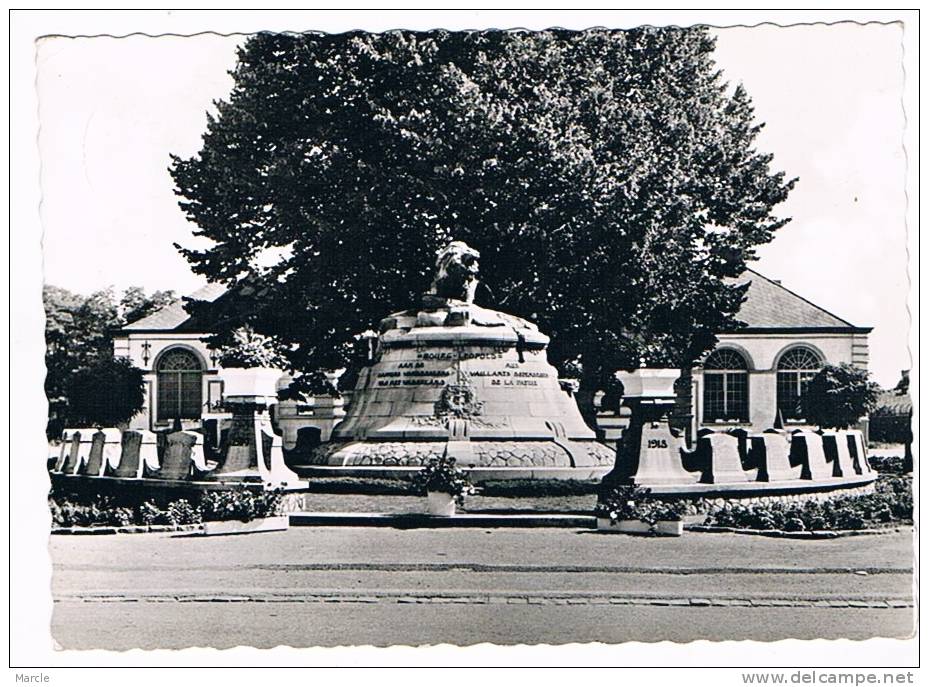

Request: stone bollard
left=790, top=430, right=832, bottom=480
left=61, top=431, right=93, bottom=475
left=151, top=431, right=203, bottom=481
left=821, top=430, right=857, bottom=478
left=83, top=428, right=122, bottom=477
left=53, top=428, right=80, bottom=473
left=845, top=430, right=873, bottom=475
left=113, top=430, right=160, bottom=478
left=607, top=372, right=698, bottom=487
left=751, top=430, right=802, bottom=482
left=698, top=430, right=753, bottom=483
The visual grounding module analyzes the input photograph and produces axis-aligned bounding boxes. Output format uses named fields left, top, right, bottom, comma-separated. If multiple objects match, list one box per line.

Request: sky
left=35, top=23, right=909, bottom=386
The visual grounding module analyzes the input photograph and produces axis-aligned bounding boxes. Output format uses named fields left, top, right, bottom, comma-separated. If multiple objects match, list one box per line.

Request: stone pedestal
left=301, top=301, right=613, bottom=479
left=609, top=389, right=698, bottom=487
left=212, top=400, right=305, bottom=488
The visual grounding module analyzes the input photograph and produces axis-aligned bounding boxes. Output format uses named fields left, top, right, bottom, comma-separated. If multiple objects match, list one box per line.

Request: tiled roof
left=119, top=282, right=227, bottom=331
left=118, top=268, right=866, bottom=334
left=726, top=268, right=864, bottom=331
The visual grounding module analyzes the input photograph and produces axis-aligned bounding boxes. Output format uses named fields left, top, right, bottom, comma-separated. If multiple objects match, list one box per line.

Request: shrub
left=867, top=454, right=907, bottom=475
left=137, top=501, right=162, bottom=525
left=64, top=356, right=146, bottom=428
left=106, top=507, right=135, bottom=527
left=800, top=363, right=881, bottom=429
left=162, top=499, right=202, bottom=525
left=869, top=413, right=912, bottom=445
left=199, top=489, right=283, bottom=522
left=706, top=476, right=912, bottom=531
left=595, top=485, right=686, bottom=526
left=49, top=489, right=288, bottom=528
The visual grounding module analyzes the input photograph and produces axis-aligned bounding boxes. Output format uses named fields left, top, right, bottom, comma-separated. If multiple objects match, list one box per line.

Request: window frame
left=702, top=348, right=750, bottom=424
left=156, top=348, right=204, bottom=422
left=775, top=346, right=824, bottom=423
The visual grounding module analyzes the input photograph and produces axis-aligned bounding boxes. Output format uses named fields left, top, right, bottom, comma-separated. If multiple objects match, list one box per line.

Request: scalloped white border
left=9, top=8, right=919, bottom=675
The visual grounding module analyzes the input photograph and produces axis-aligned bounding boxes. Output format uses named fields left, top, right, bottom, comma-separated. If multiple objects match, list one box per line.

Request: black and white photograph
left=9, top=8, right=919, bottom=675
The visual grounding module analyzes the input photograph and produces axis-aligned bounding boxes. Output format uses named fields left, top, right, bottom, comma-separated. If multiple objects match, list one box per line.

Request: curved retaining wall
left=618, top=427, right=877, bottom=498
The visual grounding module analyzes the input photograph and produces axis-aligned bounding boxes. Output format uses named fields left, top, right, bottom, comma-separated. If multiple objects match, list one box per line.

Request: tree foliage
left=44, top=284, right=169, bottom=434
left=170, top=28, right=794, bottom=397
left=801, top=363, right=881, bottom=430
left=120, top=287, right=178, bottom=326
left=65, top=356, right=146, bottom=428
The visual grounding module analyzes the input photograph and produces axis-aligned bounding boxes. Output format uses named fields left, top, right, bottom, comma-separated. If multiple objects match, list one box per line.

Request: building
left=692, top=269, right=871, bottom=432
left=112, top=269, right=871, bottom=436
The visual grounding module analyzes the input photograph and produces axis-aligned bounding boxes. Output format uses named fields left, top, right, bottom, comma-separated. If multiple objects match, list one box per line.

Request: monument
left=298, top=240, right=615, bottom=480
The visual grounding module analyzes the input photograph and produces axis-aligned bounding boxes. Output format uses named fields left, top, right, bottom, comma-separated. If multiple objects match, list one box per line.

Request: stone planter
left=200, top=515, right=289, bottom=537
left=596, top=517, right=683, bottom=536
left=426, top=491, right=457, bottom=516
left=220, top=367, right=284, bottom=404
left=615, top=368, right=679, bottom=399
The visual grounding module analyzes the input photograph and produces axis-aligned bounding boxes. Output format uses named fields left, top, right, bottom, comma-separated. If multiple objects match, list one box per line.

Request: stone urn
left=221, top=367, right=284, bottom=404
left=426, top=491, right=457, bottom=516
left=615, top=368, right=679, bottom=399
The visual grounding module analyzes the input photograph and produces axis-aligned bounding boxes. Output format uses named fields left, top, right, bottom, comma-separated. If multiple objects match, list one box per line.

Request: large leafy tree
left=171, top=28, right=794, bottom=412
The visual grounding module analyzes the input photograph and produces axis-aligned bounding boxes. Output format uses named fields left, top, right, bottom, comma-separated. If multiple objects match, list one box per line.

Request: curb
left=57, top=590, right=915, bottom=609
left=51, top=523, right=204, bottom=535
left=48, top=518, right=914, bottom=536
left=686, top=525, right=909, bottom=539
left=288, top=512, right=596, bottom=528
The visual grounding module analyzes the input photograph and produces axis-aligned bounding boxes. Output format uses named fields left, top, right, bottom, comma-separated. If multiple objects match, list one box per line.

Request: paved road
left=50, top=526, right=916, bottom=649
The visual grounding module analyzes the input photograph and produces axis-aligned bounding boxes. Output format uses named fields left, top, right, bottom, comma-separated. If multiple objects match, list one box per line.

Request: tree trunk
left=575, top=376, right=600, bottom=432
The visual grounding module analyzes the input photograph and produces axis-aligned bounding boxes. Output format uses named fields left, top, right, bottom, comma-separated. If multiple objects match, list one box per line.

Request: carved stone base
left=296, top=438, right=615, bottom=480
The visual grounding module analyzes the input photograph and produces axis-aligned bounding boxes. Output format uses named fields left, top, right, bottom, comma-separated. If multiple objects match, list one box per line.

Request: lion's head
left=429, top=240, right=480, bottom=303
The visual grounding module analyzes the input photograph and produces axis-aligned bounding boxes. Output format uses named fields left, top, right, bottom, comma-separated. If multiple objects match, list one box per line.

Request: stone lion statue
left=428, top=240, right=480, bottom=303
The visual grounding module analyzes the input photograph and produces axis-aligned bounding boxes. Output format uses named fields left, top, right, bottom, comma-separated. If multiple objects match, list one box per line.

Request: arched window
left=703, top=348, right=749, bottom=423
left=157, top=348, right=203, bottom=422
left=776, top=346, right=823, bottom=422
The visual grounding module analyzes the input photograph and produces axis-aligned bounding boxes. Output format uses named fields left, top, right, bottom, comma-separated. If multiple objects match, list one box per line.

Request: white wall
left=692, top=330, right=867, bottom=433
left=114, top=332, right=223, bottom=431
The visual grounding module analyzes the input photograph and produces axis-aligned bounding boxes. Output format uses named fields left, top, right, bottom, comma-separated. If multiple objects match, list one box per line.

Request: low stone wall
left=50, top=421, right=305, bottom=492
left=682, top=482, right=876, bottom=514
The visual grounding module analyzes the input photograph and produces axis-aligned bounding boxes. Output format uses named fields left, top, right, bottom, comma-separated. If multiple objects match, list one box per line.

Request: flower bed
left=49, top=489, right=284, bottom=529
left=594, top=485, right=686, bottom=535
left=705, top=475, right=911, bottom=532
left=866, top=454, right=909, bottom=475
